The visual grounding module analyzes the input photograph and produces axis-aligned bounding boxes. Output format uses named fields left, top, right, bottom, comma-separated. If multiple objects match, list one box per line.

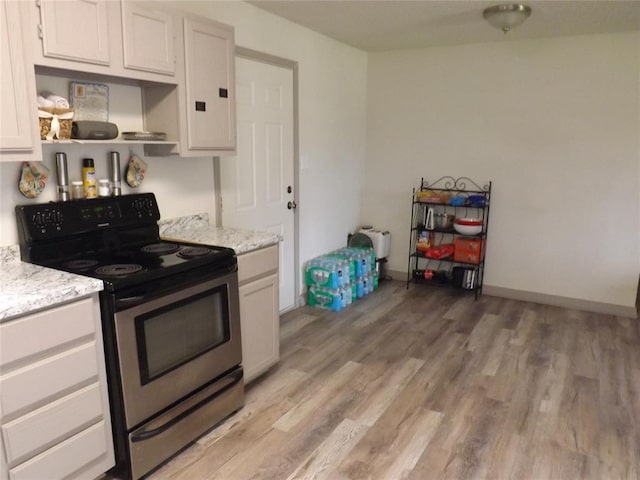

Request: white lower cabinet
left=0, top=295, right=114, bottom=480
left=237, top=245, right=280, bottom=383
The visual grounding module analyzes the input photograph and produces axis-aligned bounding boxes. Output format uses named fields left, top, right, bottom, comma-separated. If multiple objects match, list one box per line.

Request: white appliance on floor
left=353, top=226, right=391, bottom=280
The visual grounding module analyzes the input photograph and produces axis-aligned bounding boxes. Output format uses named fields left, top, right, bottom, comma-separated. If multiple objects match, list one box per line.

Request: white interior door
left=219, top=57, right=295, bottom=312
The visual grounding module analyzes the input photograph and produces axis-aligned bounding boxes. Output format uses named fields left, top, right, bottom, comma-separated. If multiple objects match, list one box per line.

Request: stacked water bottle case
left=306, top=247, right=379, bottom=311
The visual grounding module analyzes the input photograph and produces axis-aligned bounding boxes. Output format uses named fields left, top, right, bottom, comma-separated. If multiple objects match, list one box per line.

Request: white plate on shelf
left=122, top=131, right=166, bottom=141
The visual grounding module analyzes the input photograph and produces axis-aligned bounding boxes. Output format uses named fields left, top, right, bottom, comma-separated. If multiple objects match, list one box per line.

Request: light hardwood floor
left=148, top=280, right=640, bottom=479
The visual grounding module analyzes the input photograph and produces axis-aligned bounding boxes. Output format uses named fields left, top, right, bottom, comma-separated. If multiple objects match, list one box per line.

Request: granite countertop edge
left=1, top=244, right=103, bottom=322
left=159, top=215, right=282, bottom=255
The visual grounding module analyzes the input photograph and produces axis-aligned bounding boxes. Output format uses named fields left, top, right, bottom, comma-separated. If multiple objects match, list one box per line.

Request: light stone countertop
left=160, top=214, right=282, bottom=255
left=0, top=245, right=103, bottom=322
left=0, top=214, right=275, bottom=322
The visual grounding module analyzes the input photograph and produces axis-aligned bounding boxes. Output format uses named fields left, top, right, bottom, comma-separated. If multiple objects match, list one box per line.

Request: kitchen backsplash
left=0, top=149, right=217, bottom=247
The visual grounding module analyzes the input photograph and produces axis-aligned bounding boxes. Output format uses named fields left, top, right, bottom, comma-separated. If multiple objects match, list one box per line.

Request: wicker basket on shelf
left=38, top=107, right=74, bottom=140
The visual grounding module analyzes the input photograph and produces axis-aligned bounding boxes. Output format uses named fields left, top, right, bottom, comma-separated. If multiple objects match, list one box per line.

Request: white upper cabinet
left=10, top=1, right=236, bottom=156
left=23, top=0, right=178, bottom=83
left=183, top=17, right=236, bottom=152
left=0, top=1, right=42, bottom=162
left=121, top=1, right=175, bottom=76
left=38, top=0, right=111, bottom=66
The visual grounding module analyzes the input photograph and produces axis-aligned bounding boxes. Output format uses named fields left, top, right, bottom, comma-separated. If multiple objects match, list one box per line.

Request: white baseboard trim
left=392, top=269, right=637, bottom=318
left=483, top=285, right=637, bottom=319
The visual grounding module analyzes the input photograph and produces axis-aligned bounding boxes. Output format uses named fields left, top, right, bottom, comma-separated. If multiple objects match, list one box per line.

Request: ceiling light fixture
left=483, top=4, right=532, bottom=34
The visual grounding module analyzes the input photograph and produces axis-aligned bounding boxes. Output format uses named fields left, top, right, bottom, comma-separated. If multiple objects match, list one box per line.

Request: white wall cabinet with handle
left=37, top=0, right=112, bottom=66
left=23, top=0, right=177, bottom=83
left=181, top=16, right=236, bottom=155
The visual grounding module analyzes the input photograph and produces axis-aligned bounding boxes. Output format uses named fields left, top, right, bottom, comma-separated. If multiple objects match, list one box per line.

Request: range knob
left=132, top=197, right=155, bottom=217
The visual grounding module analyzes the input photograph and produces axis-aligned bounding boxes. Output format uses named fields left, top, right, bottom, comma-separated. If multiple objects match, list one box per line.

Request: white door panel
left=234, top=121, right=256, bottom=210
left=220, top=57, right=295, bottom=312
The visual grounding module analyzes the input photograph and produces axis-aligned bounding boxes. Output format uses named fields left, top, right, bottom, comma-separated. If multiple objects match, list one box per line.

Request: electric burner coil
left=177, top=247, right=212, bottom=259
left=95, top=264, right=144, bottom=277
left=141, top=243, right=181, bottom=255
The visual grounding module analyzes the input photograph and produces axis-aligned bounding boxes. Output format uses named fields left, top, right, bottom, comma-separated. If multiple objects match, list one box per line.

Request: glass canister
left=98, top=179, right=111, bottom=197
left=71, top=181, right=84, bottom=200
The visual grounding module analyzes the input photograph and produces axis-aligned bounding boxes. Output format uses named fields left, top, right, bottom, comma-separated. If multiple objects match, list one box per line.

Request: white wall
left=363, top=31, right=640, bottom=309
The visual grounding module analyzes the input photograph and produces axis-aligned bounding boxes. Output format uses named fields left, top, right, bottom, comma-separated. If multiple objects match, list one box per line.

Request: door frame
left=214, top=47, right=300, bottom=311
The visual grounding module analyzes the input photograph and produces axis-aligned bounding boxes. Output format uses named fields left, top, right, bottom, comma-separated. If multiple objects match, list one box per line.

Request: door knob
left=287, top=201, right=297, bottom=210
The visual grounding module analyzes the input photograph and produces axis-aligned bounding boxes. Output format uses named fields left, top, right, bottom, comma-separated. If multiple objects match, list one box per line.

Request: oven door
left=113, top=269, right=241, bottom=429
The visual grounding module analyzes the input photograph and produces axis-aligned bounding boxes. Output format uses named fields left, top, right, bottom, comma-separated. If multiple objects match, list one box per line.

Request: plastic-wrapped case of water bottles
left=306, top=247, right=379, bottom=311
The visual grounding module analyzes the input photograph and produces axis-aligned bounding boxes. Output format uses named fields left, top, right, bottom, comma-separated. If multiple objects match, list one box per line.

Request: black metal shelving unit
left=406, top=176, right=492, bottom=299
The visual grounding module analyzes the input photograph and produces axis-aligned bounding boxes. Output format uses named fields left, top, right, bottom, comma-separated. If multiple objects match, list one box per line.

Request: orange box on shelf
left=454, top=237, right=486, bottom=264
left=455, top=237, right=484, bottom=253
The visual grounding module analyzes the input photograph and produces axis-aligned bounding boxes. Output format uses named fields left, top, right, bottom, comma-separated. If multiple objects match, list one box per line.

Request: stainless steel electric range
left=15, top=193, right=244, bottom=479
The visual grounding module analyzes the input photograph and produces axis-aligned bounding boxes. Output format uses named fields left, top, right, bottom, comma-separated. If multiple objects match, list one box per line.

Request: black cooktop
left=15, top=194, right=237, bottom=291
left=35, top=239, right=236, bottom=290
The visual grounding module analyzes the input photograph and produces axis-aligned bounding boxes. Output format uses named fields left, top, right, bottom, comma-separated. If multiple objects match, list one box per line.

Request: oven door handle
left=130, top=368, right=243, bottom=443
left=115, top=295, right=146, bottom=309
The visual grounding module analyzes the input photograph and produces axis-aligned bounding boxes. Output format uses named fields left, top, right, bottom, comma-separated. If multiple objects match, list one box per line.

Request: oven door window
left=135, top=285, right=230, bottom=384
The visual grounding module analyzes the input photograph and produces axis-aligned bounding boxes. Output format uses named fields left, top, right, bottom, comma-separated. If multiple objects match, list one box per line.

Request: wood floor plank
left=351, top=357, right=424, bottom=427
left=480, top=327, right=512, bottom=376
left=286, top=418, right=368, bottom=480
left=197, top=367, right=308, bottom=447
left=144, top=281, right=640, bottom=480
left=509, top=308, right=537, bottom=347
left=376, top=408, right=443, bottom=479
left=274, top=361, right=362, bottom=432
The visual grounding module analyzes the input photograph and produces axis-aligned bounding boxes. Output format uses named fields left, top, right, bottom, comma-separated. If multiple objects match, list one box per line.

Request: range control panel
left=16, top=193, right=161, bottom=242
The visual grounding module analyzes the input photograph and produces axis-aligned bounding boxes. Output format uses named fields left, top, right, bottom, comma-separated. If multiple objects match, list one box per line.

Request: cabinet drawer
left=0, top=297, right=96, bottom=368
left=0, top=342, right=99, bottom=419
left=237, top=245, right=278, bottom=285
left=2, top=383, right=103, bottom=466
left=8, top=420, right=109, bottom=480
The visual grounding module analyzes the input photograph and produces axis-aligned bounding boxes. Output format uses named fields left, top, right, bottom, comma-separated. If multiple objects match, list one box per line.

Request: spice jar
left=71, top=181, right=84, bottom=200
left=98, top=179, right=111, bottom=197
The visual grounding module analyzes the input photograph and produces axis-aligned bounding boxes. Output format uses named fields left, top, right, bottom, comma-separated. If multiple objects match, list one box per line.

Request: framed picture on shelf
left=69, top=81, right=109, bottom=121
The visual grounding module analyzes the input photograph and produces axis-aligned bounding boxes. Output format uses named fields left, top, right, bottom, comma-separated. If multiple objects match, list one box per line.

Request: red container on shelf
left=424, top=244, right=454, bottom=259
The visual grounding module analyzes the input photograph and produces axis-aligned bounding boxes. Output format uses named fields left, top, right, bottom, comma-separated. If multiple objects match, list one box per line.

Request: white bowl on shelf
left=454, top=224, right=482, bottom=235
left=453, top=218, right=482, bottom=235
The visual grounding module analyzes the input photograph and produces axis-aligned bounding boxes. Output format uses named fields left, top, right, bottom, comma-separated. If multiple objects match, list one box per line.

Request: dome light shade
left=483, top=4, right=532, bottom=34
